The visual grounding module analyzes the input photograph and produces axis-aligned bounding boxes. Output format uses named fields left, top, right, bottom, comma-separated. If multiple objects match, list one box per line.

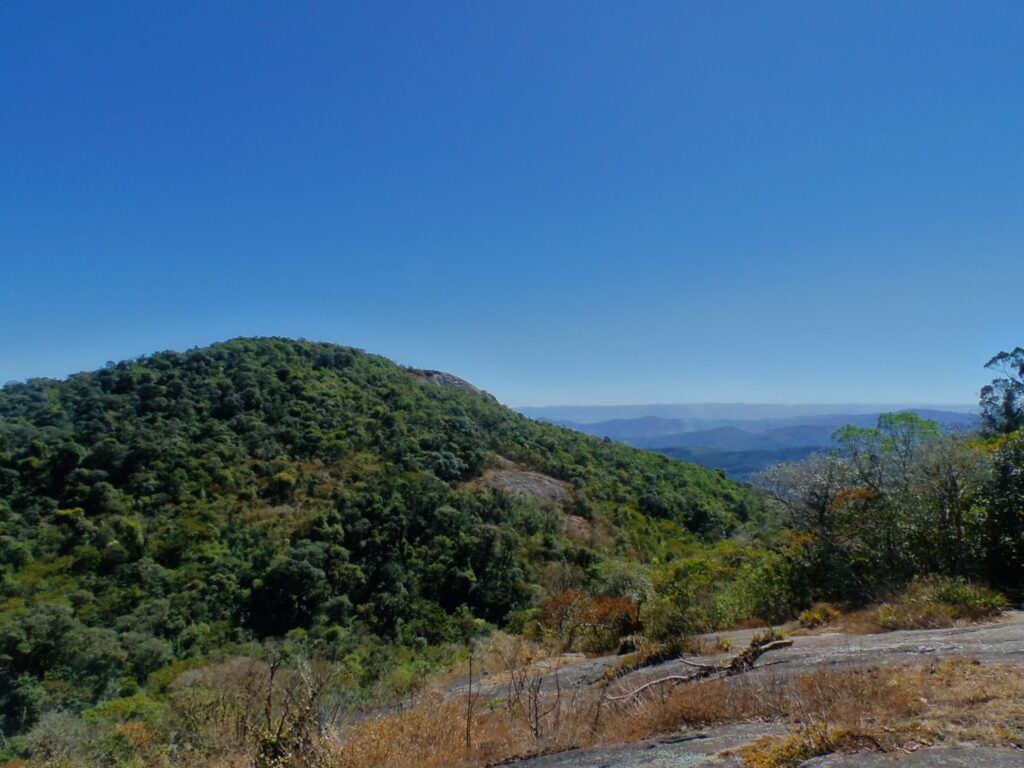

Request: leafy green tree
left=913, top=435, right=987, bottom=575
left=980, top=432, right=1024, bottom=592
left=980, top=347, right=1024, bottom=435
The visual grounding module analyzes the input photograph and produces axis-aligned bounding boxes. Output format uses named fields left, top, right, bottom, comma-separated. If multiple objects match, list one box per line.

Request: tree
left=538, top=591, right=638, bottom=651
left=830, top=413, right=942, bottom=587
left=980, top=347, right=1024, bottom=435
left=755, top=453, right=851, bottom=542
left=980, top=432, right=1024, bottom=592
left=913, top=435, right=987, bottom=575
left=755, top=454, right=863, bottom=600
left=758, top=413, right=948, bottom=601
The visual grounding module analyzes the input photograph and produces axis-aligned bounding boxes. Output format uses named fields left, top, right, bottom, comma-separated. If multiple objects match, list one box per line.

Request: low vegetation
left=797, top=603, right=842, bottom=630
left=221, top=654, right=1024, bottom=768
left=795, top=578, right=1008, bottom=634
left=876, top=576, right=1008, bottom=631
left=739, top=659, right=1024, bottom=767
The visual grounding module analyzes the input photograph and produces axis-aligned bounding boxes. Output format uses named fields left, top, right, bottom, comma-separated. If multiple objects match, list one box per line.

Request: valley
left=523, top=407, right=977, bottom=481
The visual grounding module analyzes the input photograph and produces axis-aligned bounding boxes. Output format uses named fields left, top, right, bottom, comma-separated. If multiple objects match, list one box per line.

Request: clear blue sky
left=2, top=2, right=1021, bottom=406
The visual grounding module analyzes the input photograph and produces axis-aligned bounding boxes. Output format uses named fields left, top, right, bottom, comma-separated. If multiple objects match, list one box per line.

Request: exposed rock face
left=500, top=724, right=791, bottom=767
left=410, top=368, right=496, bottom=400
left=478, top=467, right=571, bottom=503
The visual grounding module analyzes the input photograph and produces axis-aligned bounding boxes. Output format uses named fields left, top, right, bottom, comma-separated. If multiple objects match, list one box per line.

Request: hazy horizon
left=515, top=401, right=978, bottom=423
left=515, top=401, right=978, bottom=410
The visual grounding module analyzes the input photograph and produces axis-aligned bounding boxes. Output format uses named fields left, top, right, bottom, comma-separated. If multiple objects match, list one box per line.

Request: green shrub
left=798, top=603, right=842, bottom=629
left=878, top=577, right=1008, bottom=631
left=81, top=694, right=163, bottom=726
left=751, top=627, right=786, bottom=647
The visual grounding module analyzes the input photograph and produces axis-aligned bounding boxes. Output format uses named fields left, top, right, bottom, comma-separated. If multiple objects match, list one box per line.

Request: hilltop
left=0, top=337, right=761, bottom=734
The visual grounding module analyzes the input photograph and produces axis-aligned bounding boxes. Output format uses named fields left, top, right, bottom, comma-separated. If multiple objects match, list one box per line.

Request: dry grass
left=331, top=694, right=522, bottom=768
left=738, top=659, right=1024, bottom=767
left=80, top=639, right=1018, bottom=768
left=326, top=656, right=1024, bottom=768
left=791, top=580, right=1008, bottom=637
left=425, top=632, right=594, bottom=692
left=815, top=601, right=1006, bottom=636
left=591, top=657, right=1024, bottom=763
left=332, top=641, right=605, bottom=768
left=788, top=605, right=886, bottom=635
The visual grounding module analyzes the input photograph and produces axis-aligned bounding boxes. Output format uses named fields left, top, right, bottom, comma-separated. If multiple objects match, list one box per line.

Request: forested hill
left=0, top=337, right=760, bottom=731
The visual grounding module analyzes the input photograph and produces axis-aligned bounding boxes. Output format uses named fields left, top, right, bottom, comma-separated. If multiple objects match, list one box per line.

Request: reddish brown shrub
left=539, top=591, right=638, bottom=651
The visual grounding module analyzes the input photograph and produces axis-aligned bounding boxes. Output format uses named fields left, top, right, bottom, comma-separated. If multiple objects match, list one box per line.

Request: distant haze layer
left=518, top=403, right=979, bottom=482
left=517, top=403, right=976, bottom=425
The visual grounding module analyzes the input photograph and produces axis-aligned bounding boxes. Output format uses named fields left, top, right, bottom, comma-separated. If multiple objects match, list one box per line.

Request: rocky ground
left=804, top=748, right=1024, bottom=766
left=485, top=612, right=1024, bottom=767
left=502, top=739, right=1024, bottom=767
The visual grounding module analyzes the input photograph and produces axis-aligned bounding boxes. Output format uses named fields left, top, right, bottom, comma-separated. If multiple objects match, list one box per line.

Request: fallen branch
left=724, top=639, right=793, bottom=674
left=607, top=638, right=793, bottom=702
left=607, top=672, right=708, bottom=701
left=678, top=658, right=719, bottom=671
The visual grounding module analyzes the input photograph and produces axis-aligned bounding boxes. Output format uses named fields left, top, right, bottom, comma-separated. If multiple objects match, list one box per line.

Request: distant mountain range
left=516, top=404, right=978, bottom=481
left=658, top=446, right=823, bottom=480
left=518, top=403, right=976, bottom=426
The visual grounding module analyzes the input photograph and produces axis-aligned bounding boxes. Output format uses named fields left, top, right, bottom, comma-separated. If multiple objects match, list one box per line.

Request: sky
left=1, top=2, right=1021, bottom=407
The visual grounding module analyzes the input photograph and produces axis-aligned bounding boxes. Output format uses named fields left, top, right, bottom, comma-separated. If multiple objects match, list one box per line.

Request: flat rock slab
left=452, top=613, right=1024, bottom=707
left=619, top=612, right=1024, bottom=690
left=504, top=742, right=1024, bottom=768
left=802, top=746, right=1024, bottom=767
left=498, top=723, right=790, bottom=767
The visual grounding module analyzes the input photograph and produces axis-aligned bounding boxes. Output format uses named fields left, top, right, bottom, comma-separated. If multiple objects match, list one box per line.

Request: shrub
left=751, top=627, right=786, bottom=647
left=538, top=591, right=638, bottom=651
left=21, top=711, right=90, bottom=763
left=798, top=603, right=842, bottom=630
left=617, top=634, right=690, bottom=672
left=877, top=577, right=1008, bottom=631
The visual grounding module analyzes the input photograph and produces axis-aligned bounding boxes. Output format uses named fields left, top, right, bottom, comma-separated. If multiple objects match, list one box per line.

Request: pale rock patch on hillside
left=408, top=367, right=496, bottom=400
left=472, top=458, right=571, bottom=503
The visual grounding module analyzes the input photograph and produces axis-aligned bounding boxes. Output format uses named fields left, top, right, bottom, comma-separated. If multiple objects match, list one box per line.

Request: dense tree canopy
left=0, top=337, right=760, bottom=734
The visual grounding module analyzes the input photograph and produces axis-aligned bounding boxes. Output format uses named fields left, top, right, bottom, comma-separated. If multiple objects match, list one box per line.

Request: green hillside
left=0, top=337, right=761, bottom=733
